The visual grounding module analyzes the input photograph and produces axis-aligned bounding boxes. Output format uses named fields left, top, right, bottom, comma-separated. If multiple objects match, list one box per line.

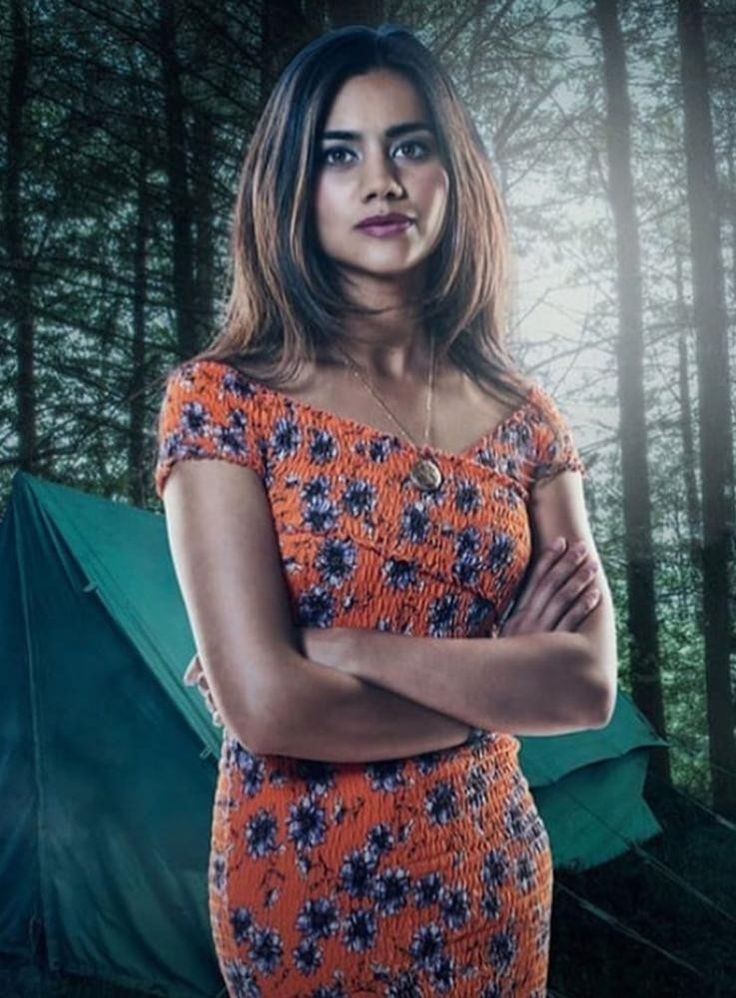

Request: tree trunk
left=159, top=0, right=197, bottom=359
left=677, top=0, right=736, bottom=817
left=327, top=0, right=385, bottom=28
left=129, top=150, right=150, bottom=507
left=260, top=2, right=324, bottom=107
left=6, top=0, right=36, bottom=474
left=192, top=109, right=216, bottom=347
left=675, top=250, right=704, bottom=617
left=593, top=0, right=670, bottom=787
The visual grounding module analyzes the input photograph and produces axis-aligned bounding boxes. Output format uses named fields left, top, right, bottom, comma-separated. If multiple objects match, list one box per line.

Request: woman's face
left=312, top=69, right=450, bottom=282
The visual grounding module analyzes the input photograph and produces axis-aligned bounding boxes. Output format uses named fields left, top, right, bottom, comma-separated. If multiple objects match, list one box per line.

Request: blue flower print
left=296, top=896, right=341, bottom=940
left=466, top=764, right=489, bottom=810
left=482, top=848, right=510, bottom=888
left=293, top=936, right=323, bottom=975
left=248, top=925, right=284, bottom=974
left=401, top=501, right=431, bottom=543
left=425, top=780, right=460, bottom=826
left=229, top=742, right=266, bottom=797
left=487, top=925, right=517, bottom=974
left=408, top=922, right=445, bottom=971
left=341, top=908, right=378, bottom=952
left=466, top=594, right=494, bottom=632
left=315, top=537, right=357, bottom=586
left=486, top=531, right=514, bottom=573
left=341, top=478, right=376, bottom=517
left=368, top=437, right=395, bottom=462
left=455, top=479, right=482, bottom=513
left=221, top=368, right=257, bottom=400
left=309, top=428, right=338, bottom=464
left=271, top=415, right=301, bottom=458
left=366, top=822, right=395, bottom=856
left=293, top=759, right=337, bottom=795
left=223, top=958, right=260, bottom=998
left=297, top=586, right=336, bottom=627
left=427, top=951, right=457, bottom=993
left=244, top=808, right=279, bottom=858
left=365, top=759, right=407, bottom=792
left=439, top=884, right=471, bottom=930
left=383, top=968, right=423, bottom=997
left=286, top=795, right=327, bottom=850
left=371, top=866, right=412, bottom=916
left=428, top=592, right=459, bottom=637
left=413, top=871, right=443, bottom=908
left=230, top=905, right=255, bottom=944
left=383, top=557, right=419, bottom=590
left=310, top=984, right=349, bottom=998
left=339, top=845, right=379, bottom=898
left=516, top=852, right=536, bottom=894
left=301, top=476, right=338, bottom=532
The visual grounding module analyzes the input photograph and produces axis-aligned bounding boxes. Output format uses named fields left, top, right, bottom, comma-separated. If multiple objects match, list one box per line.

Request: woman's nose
left=361, top=152, right=404, bottom=199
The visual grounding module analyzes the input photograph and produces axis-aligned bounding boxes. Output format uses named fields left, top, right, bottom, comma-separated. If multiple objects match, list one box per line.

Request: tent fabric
left=1, top=470, right=665, bottom=997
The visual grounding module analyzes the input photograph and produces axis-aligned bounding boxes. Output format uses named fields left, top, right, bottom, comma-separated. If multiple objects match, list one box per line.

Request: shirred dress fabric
left=154, top=359, right=587, bottom=998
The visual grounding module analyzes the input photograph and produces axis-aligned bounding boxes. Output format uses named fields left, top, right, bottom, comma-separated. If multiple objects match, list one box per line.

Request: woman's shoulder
left=163, top=355, right=263, bottom=398
left=521, top=380, right=588, bottom=483
left=154, top=357, right=275, bottom=500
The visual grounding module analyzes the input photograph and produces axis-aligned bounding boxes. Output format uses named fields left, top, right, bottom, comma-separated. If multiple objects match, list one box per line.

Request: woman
left=153, top=23, right=617, bottom=998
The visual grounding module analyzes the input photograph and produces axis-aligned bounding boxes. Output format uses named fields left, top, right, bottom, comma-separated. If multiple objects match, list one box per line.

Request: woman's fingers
left=534, top=542, right=593, bottom=622
left=183, top=653, right=204, bottom=686
left=548, top=558, right=599, bottom=628
left=205, top=692, right=222, bottom=727
left=500, top=537, right=602, bottom=637
left=513, top=537, right=570, bottom=611
left=182, top=656, right=221, bottom=726
left=556, top=586, right=601, bottom=630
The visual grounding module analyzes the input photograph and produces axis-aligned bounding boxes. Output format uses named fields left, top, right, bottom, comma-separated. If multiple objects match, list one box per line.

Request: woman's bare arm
left=163, top=457, right=471, bottom=763
left=302, top=626, right=600, bottom=737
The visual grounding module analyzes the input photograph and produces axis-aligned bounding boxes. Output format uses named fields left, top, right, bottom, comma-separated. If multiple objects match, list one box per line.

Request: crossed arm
left=164, top=459, right=617, bottom=762
left=305, top=468, right=617, bottom=732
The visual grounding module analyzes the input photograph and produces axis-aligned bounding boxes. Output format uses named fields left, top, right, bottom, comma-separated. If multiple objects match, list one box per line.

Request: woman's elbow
left=577, top=622, right=618, bottom=729
left=587, top=680, right=617, bottom=728
left=212, top=651, right=297, bottom=753
left=579, top=657, right=618, bottom=728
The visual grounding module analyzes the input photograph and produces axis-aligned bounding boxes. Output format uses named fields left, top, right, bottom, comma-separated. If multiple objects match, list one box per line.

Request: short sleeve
left=153, top=359, right=266, bottom=500
left=529, top=386, right=587, bottom=485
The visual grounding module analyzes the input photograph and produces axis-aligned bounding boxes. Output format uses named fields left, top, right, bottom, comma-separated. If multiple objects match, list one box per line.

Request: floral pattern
left=155, top=359, right=587, bottom=996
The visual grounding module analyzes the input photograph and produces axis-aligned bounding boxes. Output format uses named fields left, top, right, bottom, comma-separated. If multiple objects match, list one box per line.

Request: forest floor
left=2, top=779, right=735, bottom=997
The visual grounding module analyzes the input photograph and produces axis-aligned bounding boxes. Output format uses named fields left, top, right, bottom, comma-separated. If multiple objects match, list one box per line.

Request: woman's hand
left=183, top=654, right=222, bottom=727
left=499, top=537, right=601, bottom=638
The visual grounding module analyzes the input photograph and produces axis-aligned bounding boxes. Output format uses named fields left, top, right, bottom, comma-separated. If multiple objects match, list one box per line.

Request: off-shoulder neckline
left=197, top=358, right=540, bottom=466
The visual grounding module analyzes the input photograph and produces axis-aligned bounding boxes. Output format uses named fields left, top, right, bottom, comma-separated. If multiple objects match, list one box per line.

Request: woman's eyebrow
left=320, top=121, right=435, bottom=141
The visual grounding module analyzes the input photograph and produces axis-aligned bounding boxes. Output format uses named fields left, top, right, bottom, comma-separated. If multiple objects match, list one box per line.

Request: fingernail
left=553, top=537, right=566, bottom=551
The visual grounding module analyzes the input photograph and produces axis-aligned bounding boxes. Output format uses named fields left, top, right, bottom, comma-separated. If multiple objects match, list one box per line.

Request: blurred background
left=2, top=0, right=735, bottom=995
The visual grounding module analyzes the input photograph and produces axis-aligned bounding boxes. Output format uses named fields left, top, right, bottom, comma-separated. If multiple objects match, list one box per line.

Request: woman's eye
left=395, top=139, right=429, bottom=159
left=321, top=146, right=354, bottom=166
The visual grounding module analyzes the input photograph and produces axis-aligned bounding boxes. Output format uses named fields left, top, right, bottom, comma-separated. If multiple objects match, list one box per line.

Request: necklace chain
left=333, top=336, right=436, bottom=450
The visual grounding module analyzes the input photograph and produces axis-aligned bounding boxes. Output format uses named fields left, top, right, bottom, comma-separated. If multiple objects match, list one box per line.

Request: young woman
left=153, top=23, right=617, bottom=998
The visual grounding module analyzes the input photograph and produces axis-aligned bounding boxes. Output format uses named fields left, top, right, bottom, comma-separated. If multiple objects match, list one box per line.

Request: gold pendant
left=410, top=456, right=443, bottom=492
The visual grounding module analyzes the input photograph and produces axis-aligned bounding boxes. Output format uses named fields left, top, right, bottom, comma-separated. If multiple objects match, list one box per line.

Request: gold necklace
left=333, top=337, right=444, bottom=492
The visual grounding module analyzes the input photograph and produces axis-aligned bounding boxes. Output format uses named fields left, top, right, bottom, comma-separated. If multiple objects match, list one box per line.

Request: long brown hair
left=172, top=23, right=531, bottom=408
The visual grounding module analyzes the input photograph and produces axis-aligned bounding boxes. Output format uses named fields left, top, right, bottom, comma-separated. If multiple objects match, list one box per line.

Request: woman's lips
left=357, top=219, right=414, bottom=237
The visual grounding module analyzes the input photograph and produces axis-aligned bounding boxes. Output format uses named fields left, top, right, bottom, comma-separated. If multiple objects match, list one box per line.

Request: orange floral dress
left=154, top=358, right=587, bottom=998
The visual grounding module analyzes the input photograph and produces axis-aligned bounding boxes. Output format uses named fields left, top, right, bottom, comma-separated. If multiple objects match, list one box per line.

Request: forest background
left=2, top=0, right=736, bottom=996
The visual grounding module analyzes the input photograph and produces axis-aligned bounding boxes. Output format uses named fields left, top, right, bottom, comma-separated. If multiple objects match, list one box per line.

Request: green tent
left=2, top=470, right=665, bottom=996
